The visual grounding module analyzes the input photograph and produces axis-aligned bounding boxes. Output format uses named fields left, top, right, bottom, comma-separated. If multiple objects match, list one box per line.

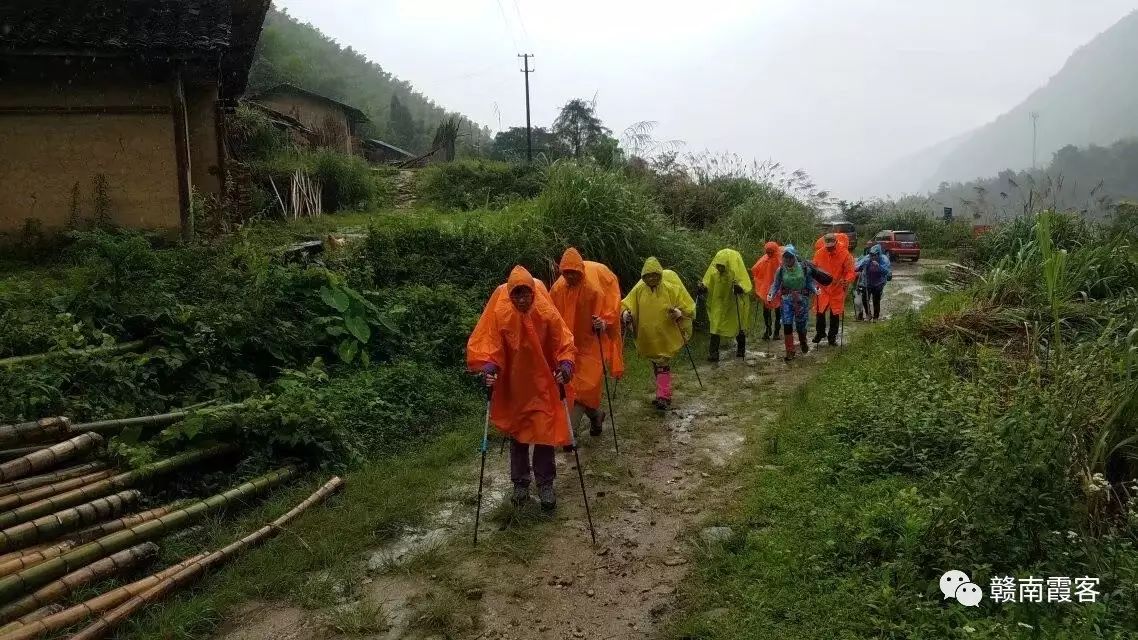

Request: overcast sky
left=276, top=0, right=1138, bottom=198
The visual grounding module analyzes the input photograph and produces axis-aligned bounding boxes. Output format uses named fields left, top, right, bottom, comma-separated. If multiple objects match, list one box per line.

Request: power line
left=494, top=0, right=520, bottom=51
left=511, top=0, right=531, bottom=44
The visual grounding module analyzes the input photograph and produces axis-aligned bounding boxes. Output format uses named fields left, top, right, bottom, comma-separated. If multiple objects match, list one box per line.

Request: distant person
left=550, top=248, right=623, bottom=436
left=811, top=233, right=856, bottom=346
left=751, top=241, right=783, bottom=341
left=621, top=258, right=696, bottom=410
left=467, top=266, right=576, bottom=511
left=765, top=245, right=817, bottom=361
left=855, top=244, right=892, bottom=321
left=697, top=249, right=753, bottom=361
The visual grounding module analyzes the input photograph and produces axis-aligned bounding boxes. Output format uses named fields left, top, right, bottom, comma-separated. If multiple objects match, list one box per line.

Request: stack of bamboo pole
left=0, top=408, right=345, bottom=639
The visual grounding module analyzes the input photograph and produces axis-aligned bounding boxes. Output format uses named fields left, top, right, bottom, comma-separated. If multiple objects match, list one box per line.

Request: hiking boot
left=537, top=483, right=556, bottom=512
left=762, top=329, right=772, bottom=341
left=511, top=484, right=529, bottom=507
left=589, top=410, right=605, bottom=437
left=652, top=397, right=667, bottom=411
left=812, top=333, right=824, bottom=344
left=799, top=333, right=810, bottom=354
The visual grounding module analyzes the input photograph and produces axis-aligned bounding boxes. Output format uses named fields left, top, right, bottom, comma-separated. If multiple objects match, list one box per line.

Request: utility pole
left=518, top=53, right=534, bottom=162
left=1030, top=111, right=1040, bottom=170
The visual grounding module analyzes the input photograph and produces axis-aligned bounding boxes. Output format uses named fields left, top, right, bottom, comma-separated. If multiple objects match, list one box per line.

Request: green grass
left=670, top=320, right=1138, bottom=639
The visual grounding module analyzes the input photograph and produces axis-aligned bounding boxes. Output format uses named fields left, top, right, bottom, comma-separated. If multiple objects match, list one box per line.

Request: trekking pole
left=473, top=386, right=492, bottom=545
left=677, top=317, right=704, bottom=390
left=840, top=286, right=848, bottom=348
left=734, top=292, right=744, bottom=340
left=596, top=330, right=620, bottom=455
left=560, top=384, right=597, bottom=545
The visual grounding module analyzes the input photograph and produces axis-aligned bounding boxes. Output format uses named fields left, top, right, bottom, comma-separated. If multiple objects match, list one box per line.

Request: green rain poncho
left=701, top=248, right=753, bottom=338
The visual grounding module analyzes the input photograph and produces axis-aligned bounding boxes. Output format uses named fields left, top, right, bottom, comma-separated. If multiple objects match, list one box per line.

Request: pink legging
left=653, top=363, right=672, bottom=399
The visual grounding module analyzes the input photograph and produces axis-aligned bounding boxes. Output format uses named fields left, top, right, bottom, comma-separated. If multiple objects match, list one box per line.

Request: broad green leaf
left=337, top=338, right=359, bottom=363
left=345, top=315, right=371, bottom=344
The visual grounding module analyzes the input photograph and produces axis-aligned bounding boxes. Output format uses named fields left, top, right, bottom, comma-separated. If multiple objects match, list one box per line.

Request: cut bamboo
left=0, top=341, right=146, bottom=369
left=0, top=544, right=54, bottom=565
left=0, top=543, right=74, bottom=579
left=0, top=543, right=158, bottom=624
left=0, top=471, right=114, bottom=514
left=0, top=466, right=297, bottom=601
left=0, top=491, right=141, bottom=552
left=0, top=444, right=234, bottom=530
left=2, top=603, right=62, bottom=631
left=70, top=402, right=246, bottom=435
left=0, top=464, right=109, bottom=499
left=0, top=434, right=104, bottom=483
left=0, top=553, right=206, bottom=640
left=66, top=476, right=344, bottom=640
left=68, top=502, right=186, bottom=545
left=0, top=419, right=70, bottom=450
left=0, top=449, right=46, bottom=464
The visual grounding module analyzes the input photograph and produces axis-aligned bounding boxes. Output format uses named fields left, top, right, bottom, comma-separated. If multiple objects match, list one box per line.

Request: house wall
left=0, top=64, right=224, bottom=234
left=256, top=92, right=353, bottom=154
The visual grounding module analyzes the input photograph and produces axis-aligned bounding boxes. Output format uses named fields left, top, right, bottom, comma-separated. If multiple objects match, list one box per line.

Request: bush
left=250, top=149, right=383, bottom=213
left=416, top=160, right=546, bottom=210
left=712, top=185, right=819, bottom=253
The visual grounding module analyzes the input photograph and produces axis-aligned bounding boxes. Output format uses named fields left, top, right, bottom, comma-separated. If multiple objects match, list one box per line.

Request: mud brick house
left=248, top=84, right=369, bottom=156
left=0, top=0, right=271, bottom=240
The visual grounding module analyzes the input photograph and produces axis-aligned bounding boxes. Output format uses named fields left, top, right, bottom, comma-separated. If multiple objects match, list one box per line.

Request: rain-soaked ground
left=213, top=259, right=940, bottom=640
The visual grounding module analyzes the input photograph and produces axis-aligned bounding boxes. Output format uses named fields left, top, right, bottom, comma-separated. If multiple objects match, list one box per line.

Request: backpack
left=866, top=257, right=886, bottom=286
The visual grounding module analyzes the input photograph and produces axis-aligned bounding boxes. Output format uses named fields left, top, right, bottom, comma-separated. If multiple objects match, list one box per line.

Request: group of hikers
left=465, top=232, right=892, bottom=511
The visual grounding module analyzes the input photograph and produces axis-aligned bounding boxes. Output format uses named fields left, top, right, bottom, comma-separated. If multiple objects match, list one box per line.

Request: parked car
left=870, top=229, right=921, bottom=262
left=816, top=220, right=857, bottom=247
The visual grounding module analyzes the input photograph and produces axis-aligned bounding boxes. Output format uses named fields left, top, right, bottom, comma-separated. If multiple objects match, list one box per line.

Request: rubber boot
left=708, top=335, right=721, bottom=362
left=783, top=331, right=796, bottom=362
left=588, top=409, right=605, bottom=437
left=799, top=329, right=810, bottom=354
left=735, top=332, right=746, bottom=358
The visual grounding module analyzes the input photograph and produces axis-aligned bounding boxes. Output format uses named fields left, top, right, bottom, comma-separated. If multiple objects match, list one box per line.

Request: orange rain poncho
left=550, top=248, right=624, bottom=410
left=751, top=241, right=783, bottom=310
left=466, top=266, right=577, bottom=447
left=812, top=233, right=856, bottom=314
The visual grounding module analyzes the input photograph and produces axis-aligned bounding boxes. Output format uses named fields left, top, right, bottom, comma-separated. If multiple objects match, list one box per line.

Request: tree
left=489, top=127, right=560, bottom=162
left=552, top=99, right=611, bottom=159
left=432, top=117, right=461, bottom=162
left=387, top=95, right=418, bottom=149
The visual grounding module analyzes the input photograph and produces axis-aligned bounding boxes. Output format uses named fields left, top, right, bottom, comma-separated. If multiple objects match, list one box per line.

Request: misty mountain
left=869, top=9, right=1138, bottom=197
left=247, top=8, right=490, bottom=154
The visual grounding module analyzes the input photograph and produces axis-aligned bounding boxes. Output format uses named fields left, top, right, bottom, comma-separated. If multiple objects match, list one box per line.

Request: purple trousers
left=510, top=440, right=556, bottom=487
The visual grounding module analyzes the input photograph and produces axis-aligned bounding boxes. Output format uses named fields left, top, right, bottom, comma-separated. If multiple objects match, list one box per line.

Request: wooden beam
left=214, top=99, right=228, bottom=196
left=170, top=68, right=194, bottom=242
left=0, top=105, right=170, bottom=115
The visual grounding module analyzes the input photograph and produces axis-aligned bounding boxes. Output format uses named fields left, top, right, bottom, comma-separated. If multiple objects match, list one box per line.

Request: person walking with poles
left=697, top=249, right=753, bottom=362
left=621, top=257, right=696, bottom=410
left=751, top=241, right=783, bottom=341
left=467, top=266, right=577, bottom=512
left=811, top=233, right=856, bottom=347
left=550, top=248, right=623, bottom=439
left=766, top=245, right=818, bottom=362
left=855, top=244, right=892, bottom=321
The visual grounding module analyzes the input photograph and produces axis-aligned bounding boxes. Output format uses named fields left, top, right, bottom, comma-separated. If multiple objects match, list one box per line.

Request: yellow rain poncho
left=621, top=257, right=696, bottom=362
left=701, top=249, right=752, bottom=338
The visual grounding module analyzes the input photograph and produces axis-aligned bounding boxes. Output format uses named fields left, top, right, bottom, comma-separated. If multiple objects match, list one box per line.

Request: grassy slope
left=671, top=316, right=1136, bottom=640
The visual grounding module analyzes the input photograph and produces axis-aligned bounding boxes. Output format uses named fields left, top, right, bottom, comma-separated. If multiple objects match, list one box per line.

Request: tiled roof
left=0, top=0, right=233, bottom=55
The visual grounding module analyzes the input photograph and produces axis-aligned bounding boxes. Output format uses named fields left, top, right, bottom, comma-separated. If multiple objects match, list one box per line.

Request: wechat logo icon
left=940, top=570, right=983, bottom=607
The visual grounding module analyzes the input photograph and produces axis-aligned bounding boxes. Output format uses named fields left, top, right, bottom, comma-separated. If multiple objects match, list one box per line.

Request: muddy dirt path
left=214, top=260, right=940, bottom=640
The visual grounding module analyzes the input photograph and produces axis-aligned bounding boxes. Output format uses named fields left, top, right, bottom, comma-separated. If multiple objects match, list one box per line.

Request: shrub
left=712, top=186, right=819, bottom=253
left=416, top=160, right=546, bottom=210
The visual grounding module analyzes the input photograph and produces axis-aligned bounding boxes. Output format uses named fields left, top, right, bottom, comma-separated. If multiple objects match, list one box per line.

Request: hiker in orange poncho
left=811, top=232, right=856, bottom=346
left=550, top=248, right=623, bottom=437
left=467, top=266, right=577, bottom=511
left=750, top=241, right=783, bottom=341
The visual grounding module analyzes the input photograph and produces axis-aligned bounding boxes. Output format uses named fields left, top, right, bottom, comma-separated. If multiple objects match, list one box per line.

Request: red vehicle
left=870, top=229, right=921, bottom=262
